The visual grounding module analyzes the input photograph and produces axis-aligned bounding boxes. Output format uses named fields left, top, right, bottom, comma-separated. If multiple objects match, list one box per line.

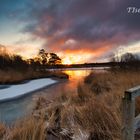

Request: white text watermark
left=127, top=7, right=140, bottom=14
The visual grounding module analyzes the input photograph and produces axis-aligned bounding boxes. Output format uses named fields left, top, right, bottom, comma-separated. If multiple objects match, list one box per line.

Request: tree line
left=111, top=52, right=140, bottom=69
left=0, top=48, right=62, bottom=71
left=0, top=45, right=139, bottom=71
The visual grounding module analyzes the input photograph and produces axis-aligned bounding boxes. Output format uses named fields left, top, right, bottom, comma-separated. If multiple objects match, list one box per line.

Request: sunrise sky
left=0, top=0, right=140, bottom=64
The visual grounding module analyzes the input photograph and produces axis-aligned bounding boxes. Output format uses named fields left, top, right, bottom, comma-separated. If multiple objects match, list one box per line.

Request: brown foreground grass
left=0, top=70, right=140, bottom=140
left=0, top=69, right=68, bottom=84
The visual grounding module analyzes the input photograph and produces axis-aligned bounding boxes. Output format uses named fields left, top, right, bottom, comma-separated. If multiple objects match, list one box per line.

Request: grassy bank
left=0, top=69, right=68, bottom=84
left=0, top=70, right=140, bottom=140
left=0, top=51, right=68, bottom=84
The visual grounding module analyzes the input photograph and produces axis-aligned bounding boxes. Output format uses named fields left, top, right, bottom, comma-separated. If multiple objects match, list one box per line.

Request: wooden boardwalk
left=122, top=86, right=140, bottom=140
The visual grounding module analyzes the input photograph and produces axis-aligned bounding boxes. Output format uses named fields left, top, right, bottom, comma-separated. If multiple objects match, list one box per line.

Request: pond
left=0, top=68, right=105, bottom=125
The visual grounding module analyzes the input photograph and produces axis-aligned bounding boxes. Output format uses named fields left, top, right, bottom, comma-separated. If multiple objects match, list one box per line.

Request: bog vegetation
left=0, top=70, right=140, bottom=140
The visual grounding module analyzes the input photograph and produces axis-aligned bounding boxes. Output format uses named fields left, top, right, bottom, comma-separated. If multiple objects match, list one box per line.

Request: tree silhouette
left=49, top=53, right=61, bottom=65
left=0, top=54, right=28, bottom=71
left=111, top=52, right=140, bottom=69
left=120, top=53, right=139, bottom=63
left=38, top=49, right=61, bottom=65
left=38, top=49, right=49, bottom=64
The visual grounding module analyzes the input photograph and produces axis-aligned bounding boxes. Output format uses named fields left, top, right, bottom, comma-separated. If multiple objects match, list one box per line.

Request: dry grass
left=0, top=69, right=68, bottom=84
left=0, top=123, right=6, bottom=139
left=0, top=70, right=140, bottom=140
left=39, top=70, right=140, bottom=140
left=9, top=117, right=45, bottom=140
left=0, top=116, right=46, bottom=140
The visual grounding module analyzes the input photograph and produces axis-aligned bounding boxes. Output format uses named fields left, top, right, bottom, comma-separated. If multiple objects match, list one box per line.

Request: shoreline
left=0, top=78, right=59, bottom=103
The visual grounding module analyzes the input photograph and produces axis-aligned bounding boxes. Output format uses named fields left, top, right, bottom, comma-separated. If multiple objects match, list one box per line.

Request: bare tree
left=120, top=53, right=137, bottom=63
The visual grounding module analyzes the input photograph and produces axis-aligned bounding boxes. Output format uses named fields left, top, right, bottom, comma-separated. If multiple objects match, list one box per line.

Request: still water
left=0, top=68, right=103, bottom=124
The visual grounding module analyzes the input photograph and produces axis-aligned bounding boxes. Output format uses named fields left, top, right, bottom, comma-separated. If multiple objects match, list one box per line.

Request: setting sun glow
left=62, top=57, right=74, bottom=64
left=62, top=55, right=84, bottom=64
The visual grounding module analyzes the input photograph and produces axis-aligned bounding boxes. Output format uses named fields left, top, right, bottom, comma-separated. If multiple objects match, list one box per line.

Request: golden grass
left=0, top=70, right=140, bottom=140
left=41, top=70, right=140, bottom=139
left=0, top=69, right=68, bottom=84
left=0, top=116, right=46, bottom=140
left=0, top=123, right=6, bottom=139
left=10, top=118, right=45, bottom=140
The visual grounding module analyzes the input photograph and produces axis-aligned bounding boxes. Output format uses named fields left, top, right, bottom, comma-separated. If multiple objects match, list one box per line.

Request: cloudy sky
left=0, top=0, right=140, bottom=63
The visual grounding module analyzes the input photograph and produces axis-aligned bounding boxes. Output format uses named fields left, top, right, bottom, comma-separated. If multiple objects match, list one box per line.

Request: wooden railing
left=122, top=86, right=140, bottom=140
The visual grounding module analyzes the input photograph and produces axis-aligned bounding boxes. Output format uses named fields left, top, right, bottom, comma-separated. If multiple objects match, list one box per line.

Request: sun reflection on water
left=63, top=69, right=91, bottom=80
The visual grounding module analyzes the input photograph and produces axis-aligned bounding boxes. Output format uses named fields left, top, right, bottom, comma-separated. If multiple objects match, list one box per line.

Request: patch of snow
left=0, top=78, right=57, bottom=102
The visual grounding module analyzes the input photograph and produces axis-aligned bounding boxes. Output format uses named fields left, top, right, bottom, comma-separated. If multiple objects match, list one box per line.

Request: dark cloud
left=21, top=0, right=140, bottom=59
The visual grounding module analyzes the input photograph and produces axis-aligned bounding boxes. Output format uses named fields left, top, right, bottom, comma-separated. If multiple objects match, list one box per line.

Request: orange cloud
left=44, top=38, right=114, bottom=64
left=59, top=44, right=112, bottom=64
